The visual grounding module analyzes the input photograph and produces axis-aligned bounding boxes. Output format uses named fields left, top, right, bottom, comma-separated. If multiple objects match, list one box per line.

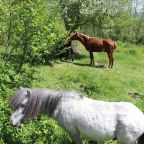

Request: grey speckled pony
left=10, top=88, right=144, bottom=144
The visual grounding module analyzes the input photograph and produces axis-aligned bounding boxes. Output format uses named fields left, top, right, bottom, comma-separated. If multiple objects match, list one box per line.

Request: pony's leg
left=88, top=140, right=98, bottom=144
left=70, top=132, right=82, bottom=144
left=116, top=125, right=138, bottom=144
left=63, top=125, right=82, bottom=144
left=117, top=140, right=137, bottom=144
left=137, top=133, right=144, bottom=144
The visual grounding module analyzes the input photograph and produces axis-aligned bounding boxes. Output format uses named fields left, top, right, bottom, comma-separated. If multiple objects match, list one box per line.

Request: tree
left=59, top=0, right=144, bottom=43
left=0, top=0, right=68, bottom=66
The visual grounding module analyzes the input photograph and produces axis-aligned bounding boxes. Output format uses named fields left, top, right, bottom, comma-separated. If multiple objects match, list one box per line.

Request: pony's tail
left=138, top=133, right=144, bottom=144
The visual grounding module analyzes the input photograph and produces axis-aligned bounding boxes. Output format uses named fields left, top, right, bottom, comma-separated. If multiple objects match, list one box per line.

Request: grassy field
left=31, top=41, right=144, bottom=144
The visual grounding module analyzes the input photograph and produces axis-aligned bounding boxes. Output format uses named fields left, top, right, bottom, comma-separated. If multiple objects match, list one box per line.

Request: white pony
left=10, top=88, right=144, bottom=144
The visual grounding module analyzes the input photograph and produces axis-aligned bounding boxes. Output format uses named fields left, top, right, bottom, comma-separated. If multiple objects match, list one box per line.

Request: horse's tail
left=113, top=41, right=117, bottom=49
left=138, top=133, right=144, bottom=144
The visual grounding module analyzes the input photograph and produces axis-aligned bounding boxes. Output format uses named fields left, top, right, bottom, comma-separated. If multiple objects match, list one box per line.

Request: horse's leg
left=107, top=52, right=111, bottom=68
left=89, top=52, right=94, bottom=66
left=70, top=47, right=74, bottom=61
left=71, top=54, right=74, bottom=61
left=92, top=53, right=95, bottom=66
left=89, top=52, right=92, bottom=65
left=107, top=52, right=114, bottom=68
left=111, top=52, right=114, bottom=68
left=65, top=49, right=69, bottom=60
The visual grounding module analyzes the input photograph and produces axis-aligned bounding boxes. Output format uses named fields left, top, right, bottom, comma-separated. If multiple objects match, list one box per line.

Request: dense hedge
left=0, top=1, right=69, bottom=143
left=0, top=0, right=68, bottom=66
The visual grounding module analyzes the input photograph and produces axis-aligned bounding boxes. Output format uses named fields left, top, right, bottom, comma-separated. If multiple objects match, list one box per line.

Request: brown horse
left=69, top=32, right=117, bottom=68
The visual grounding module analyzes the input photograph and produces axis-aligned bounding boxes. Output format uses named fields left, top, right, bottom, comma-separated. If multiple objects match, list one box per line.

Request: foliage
left=59, top=0, right=144, bottom=43
left=0, top=116, right=70, bottom=144
left=0, top=0, right=67, bottom=66
left=0, top=64, right=36, bottom=97
left=0, top=62, right=37, bottom=143
left=0, top=1, right=69, bottom=143
left=59, top=0, right=109, bottom=34
left=0, top=0, right=144, bottom=144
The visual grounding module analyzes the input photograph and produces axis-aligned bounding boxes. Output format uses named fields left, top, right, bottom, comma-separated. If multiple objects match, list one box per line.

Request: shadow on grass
left=94, top=65, right=106, bottom=68
left=73, top=62, right=106, bottom=68
left=44, top=52, right=88, bottom=66
left=74, top=52, right=88, bottom=60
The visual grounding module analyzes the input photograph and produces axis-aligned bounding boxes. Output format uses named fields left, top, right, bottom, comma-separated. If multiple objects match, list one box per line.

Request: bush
left=0, top=0, right=68, bottom=66
left=0, top=62, right=37, bottom=143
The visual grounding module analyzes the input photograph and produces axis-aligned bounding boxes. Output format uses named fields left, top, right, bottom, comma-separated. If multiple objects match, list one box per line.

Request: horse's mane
left=10, top=88, right=84, bottom=119
left=78, top=33, right=90, bottom=40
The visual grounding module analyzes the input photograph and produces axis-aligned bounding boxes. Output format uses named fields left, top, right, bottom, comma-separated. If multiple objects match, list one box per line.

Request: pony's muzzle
left=10, top=116, right=21, bottom=127
left=10, top=119, right=20, bottom=127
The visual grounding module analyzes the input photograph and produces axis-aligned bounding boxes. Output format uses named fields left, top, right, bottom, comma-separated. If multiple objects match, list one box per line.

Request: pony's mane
left=10, top=88, right=28, bottom=110
left=10, top=88, right=84, bottom=119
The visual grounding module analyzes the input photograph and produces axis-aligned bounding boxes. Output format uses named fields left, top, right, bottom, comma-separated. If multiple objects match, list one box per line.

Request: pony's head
left=10, top=88, right=62, bottom=127
left=69, top=32, right=80, bottom=41
left=10, top=88, right=30, bottom=126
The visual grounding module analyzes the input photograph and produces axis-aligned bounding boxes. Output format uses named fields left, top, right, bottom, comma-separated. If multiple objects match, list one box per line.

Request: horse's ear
left=76, top=32, right=80, bottom=37
left=68, top=36, right=70, bottom=39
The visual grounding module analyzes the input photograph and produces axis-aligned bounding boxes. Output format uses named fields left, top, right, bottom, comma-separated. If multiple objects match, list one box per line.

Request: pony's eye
left=21, top=104, right=25, bottom=108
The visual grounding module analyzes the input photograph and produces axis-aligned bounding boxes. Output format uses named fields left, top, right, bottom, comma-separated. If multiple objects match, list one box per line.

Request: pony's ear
left=20, top=87, right=30, bottom=95
left=26, top=90, right=31, bottom=98
left=20, top=87, right=24, bottom=90
left=20, top=87, right=29, bottom=91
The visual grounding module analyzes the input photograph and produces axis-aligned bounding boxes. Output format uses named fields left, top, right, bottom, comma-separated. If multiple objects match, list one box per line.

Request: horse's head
left=66, top=38, right=72, bottom=46
left=10, top=88, right=30, bottom=126
left=69, top=32, right=80, bottom=41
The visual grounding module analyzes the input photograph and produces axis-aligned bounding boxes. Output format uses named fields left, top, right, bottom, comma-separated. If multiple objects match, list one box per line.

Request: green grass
left=31, top=41, right=144, bottom=144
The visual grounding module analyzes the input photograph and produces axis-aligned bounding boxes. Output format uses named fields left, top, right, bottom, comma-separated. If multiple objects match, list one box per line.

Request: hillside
left=33, top=41, right=144, bottom=109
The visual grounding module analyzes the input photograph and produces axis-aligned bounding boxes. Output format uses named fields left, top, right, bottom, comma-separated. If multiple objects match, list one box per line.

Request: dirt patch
left=128, top=92, right=141, bottom=101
